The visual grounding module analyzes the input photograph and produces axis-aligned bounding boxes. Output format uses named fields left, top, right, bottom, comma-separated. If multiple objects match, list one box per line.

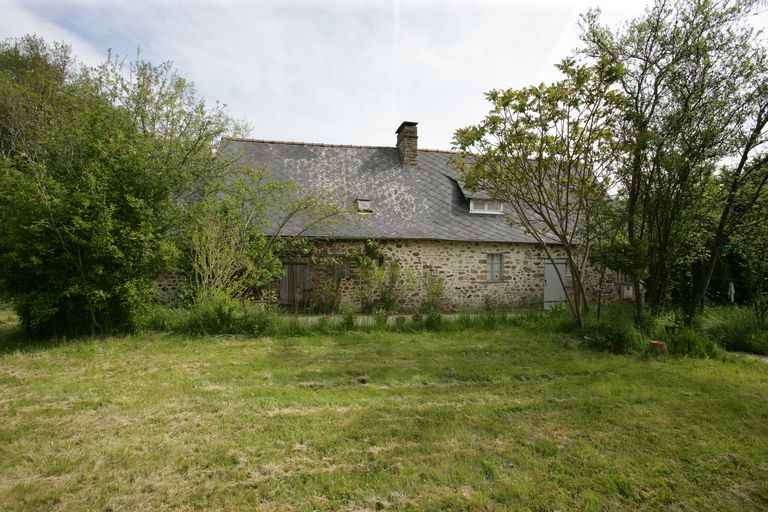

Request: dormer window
left=356, top=198, right=373, bottom=213
left=470, top=199, right=503, bottom=215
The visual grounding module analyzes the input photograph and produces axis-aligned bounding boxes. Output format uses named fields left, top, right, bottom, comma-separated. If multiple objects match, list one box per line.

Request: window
left=356, top=198, right=373, bottom=213
left=470, top=199, right=503, bottom=214
left=615, top=270, right=630, bottom=284
left=336, top=258, right=351, bottom=280
left=487, top=254, right=503, bottom=282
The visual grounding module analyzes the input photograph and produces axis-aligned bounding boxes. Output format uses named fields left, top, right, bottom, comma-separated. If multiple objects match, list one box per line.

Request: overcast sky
left=2, top=0, right=761, bottom=149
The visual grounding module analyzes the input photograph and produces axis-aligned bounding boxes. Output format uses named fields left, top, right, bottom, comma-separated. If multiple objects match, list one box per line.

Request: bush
left=581, top=322, right=642, bottom=354
left=341, top=307, right=357, bottom=330
left=746, top=331, right=768, bottom=355
left=138, top=304, right=190, bottom=333
left=308, top=271, right=341, bottom=314
left=425, top=312, right=443, bottom=331
left=138, top=292, right=273, bottom=335
left=665, top=328, right=721, bottom=358
left=700, top=307, right=766, bottom=354
left=421, top=269, right=445, bottom=315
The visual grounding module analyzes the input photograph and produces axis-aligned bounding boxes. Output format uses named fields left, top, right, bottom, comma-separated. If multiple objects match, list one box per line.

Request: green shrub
left=341, top=307, right=357, bottom=330
left=581, top=322, right=642, bottom=354
left=425, top=312, right=443, bottom=331
left=139, top=304, right=190, bottom=333
left=700, top=307, right=765, bottom=354
left=138, top=292, right=273, bottom=336
left=308, top=272, right=341, bottom=314
left=265, top=316, right=308, bottom=337
left=421, top=269, right=445, bottom=315
left=746, top=331, right=768, bottom=355
left=373, top=309, right=388, bottom=328
left=188, top=291, right=242, bottom=334
left=665, top=328, right=721, bottom=358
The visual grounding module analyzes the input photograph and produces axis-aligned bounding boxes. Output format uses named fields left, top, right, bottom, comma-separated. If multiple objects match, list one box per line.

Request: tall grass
left=700, top=306, right=767, bottom=354
left=665, top=327, right=722, bottom=357
left=137, top=292, right=274, bottom=336
left=133, top=298, right=768, bottom=357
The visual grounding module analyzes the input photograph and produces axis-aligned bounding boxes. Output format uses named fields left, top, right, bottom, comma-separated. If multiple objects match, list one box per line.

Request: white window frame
left=470, top=198, right=503, bottom=215
left=487, top=253, right=503, bottom=282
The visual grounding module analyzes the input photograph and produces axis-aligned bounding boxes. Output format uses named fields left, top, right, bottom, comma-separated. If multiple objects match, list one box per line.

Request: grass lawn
left=1, top=318, right=767, bottom=510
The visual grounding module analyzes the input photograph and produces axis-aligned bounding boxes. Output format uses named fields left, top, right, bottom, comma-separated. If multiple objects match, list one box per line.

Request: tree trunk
left=596, top=266, right=606, bottom=321
left=90, top=308, right=105, bottom=341
left=628, top=136, right=646, bottom=326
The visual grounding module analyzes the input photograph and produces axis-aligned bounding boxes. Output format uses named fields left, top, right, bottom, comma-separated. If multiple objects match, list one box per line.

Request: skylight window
left=356, top=198, right=373, bottom=213
left=470, top=199, right=503, bottom=215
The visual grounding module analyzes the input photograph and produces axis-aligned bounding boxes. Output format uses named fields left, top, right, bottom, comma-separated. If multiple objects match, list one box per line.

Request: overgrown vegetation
left=2, top=0, right=768, bottom=356
left=100, top=298, right=765, bottom=357
left=701, top=307, right=768, bottom=354
left=456, top=0, right=768, bottom=328
left=454, top=56, right=623, bottom=327
left=0, top=36, right=240, bottom=337
left=0, top=36, right=340, bottom=338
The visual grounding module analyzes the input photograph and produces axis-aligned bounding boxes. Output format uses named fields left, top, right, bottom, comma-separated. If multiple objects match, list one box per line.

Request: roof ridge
left=224, top=136, right=391, bottom=150
left=224, top=136, right=456, bottom=154
left=419, top=147, right=458, bottom=154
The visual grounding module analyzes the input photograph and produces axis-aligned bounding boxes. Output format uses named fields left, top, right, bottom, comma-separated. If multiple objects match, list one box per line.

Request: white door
left=544, top=260, right=567, bottom=309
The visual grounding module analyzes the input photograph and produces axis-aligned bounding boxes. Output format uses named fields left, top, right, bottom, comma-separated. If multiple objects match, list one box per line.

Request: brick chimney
left=396, top=121, right=418, bottom=166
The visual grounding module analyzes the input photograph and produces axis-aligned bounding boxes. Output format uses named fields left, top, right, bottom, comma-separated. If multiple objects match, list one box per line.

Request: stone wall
left=309, top=239, right=619, bottom=312
left=155, top=273, right=186, bottom=304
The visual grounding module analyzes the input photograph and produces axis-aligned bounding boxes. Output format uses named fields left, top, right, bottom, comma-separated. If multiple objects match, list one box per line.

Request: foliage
left=664, top=328, right=722, bottom=358
left=581, top=0, right=768, bottom=322
left=420, top=267, right=445, bottom=315
left=581, top=322, right=642, bottom=354
left=733, top=200, right=768, bottom=325
left=355, top=256, right=414, bottom=313
left=755, top=294, right=768, bottom=327
left=504, top=305, right=575, bottom=333
left=187, top=166, right=341, bottom=305
left=453, top=57, right=624, bottom=326
left=308, top=272, right=341, bottom=314
left=138, top=292, right=273, bottom=335
left=0, top=35, right=341, bottom=337
left=378, top=260, right=409, bottom=312
left=340, top=306, right=357, bottom=330
left=746, top=331, right=768, bottom=356
left=187, top=171, right=280, bottom=301
left=700, top=306, right=768, bottom=354
left=0, top=36, right=240, bottom=337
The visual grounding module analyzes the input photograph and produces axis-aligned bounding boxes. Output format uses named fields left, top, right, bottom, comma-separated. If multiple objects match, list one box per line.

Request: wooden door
left=279, top=262, right=310, bottom=308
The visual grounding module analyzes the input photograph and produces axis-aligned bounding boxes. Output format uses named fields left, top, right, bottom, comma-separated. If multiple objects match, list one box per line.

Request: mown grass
left=1, top=311, right=767, bottom=510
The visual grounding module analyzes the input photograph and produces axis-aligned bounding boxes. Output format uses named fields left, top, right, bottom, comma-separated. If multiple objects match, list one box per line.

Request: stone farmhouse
left=220, top=122, right=621, bottom=312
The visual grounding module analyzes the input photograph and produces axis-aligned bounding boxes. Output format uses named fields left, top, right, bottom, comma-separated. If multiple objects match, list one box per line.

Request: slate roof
left=220, top=137, right=539, bottom=244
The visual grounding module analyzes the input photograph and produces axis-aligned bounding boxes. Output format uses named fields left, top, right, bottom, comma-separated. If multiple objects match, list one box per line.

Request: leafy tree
left=581, top=0, right=767, bottom=323
left=0, top=36, right=239, bottom=337
left=732, top=195, right=768, bottom=325
left=453, top=58, right=623, bottom=326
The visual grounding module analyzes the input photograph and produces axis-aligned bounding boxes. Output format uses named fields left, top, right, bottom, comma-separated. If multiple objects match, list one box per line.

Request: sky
left=0, top=0, right=756, bottom=150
